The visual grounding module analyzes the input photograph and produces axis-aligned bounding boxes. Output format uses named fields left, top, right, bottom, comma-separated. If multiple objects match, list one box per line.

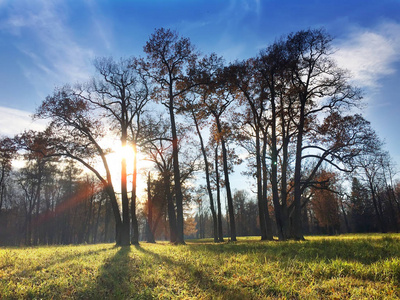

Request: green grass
left=1, top=234, right=400, bottom=299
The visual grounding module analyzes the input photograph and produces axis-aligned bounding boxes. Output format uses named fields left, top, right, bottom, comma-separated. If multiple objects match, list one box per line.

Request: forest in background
left=0, top=27, right=399, bottom=246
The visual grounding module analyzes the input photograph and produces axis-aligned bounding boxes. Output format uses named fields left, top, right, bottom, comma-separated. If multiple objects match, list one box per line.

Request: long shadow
left=135, top=245, right=253, bottom=299
left=76, top=246, right=137, bottom=299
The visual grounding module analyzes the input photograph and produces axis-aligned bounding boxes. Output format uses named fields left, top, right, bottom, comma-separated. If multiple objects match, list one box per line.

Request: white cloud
left=334, top=22, right=400, bottom=88
left=0, top=106, right=47, bottom=137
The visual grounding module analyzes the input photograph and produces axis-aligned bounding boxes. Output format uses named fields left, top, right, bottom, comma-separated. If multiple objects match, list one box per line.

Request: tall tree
left=213, top=139, right=224, bottom=242
left=229, top=59, right=273, bottom=240
left=198, top=63, right=238, bottom=241
left=144, top=28, right=198, bottom=244
left=286, top=29, right=362, bottom=239
left=182, top=97, right=218, bottom=242
left=181, top=54, right=225, bottom=242
left=34, top=87, right=126, bottom=245
left=33, top=56, right=149, bottom=246
left=254, top=29, right=366, bottom=240
left=89, top=56, right=149, bottom=245
left=257, top=39, right=294, bottom=240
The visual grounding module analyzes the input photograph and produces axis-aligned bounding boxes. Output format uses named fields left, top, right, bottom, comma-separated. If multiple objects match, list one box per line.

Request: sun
left=105, top=143, right=135, bottom=187
left=102, top=140, right=150, bottom=199
left=113, top=143, right=136, bottom=164
left=94, top=136, right=153, bottom=199
left=119, top=144, right=132, bottom=161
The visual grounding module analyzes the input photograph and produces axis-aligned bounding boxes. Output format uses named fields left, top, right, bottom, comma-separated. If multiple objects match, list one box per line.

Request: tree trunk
left=84, top=186, right=94, bottom=243
left=168, top=96, right=185, bottom=244
left=262, top=131, right=273, bottom=240
left=216, top=118, right=236, bottom=241
left=292, top=101, right=305, bottom=240
left=215, top=145, right=224, bottom=242
left=146, top=172, right=155, bottom=243
left=165, top=172, right=178, bottom=243
left=104, top=185, right=123, bottom=245
left=193, top=111, right=218, bottom=242
left=120, top=124, right=131, bottom=246
left=270, top=95, right=286, bottom=240
left=131, top=143, right=139, bottom=245
left=280, top=107, right=290, bottom=240
left=255, top=126, right=268, bottom=240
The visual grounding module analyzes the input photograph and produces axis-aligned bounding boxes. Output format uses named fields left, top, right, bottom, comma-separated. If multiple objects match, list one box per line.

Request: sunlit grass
left=1, top=234, right=399, bottom=299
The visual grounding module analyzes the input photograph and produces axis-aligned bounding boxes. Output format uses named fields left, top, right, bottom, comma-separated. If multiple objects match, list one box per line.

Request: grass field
left=0, top=234, right=399, bottom=299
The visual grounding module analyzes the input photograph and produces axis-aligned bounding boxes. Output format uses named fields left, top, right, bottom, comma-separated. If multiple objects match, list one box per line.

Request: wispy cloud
left=222, top=0, right=262, bottom=22
left=1, top=0, right=94, bottom=87
left=84, top=0, right=113, bottom=51
left=334, top=21, right=400, bottom=88
left=208, top=0, right=262, bottom=60
left=0, top=106, right=47, bottom=137
left=242, top=0, right=261, bottom=16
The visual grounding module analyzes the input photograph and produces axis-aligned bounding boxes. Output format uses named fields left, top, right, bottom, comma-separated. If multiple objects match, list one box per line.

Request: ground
left=0, top=234, right=399, bottom=299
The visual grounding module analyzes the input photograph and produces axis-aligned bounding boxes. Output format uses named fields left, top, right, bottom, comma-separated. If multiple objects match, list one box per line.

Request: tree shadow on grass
left=77, top=246, right=143, bottom=299
left=135, top=245, right=253, bottom=299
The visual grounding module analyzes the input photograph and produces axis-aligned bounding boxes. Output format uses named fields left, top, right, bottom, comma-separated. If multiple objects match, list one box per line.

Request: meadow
left=0, top=234, right=399, bottom=299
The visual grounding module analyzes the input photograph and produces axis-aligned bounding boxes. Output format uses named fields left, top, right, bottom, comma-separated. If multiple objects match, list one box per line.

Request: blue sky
left=1, top=0, right=400, bottom=167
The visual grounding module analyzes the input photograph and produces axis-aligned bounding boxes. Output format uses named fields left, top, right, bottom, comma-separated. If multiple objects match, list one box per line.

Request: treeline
left=196, top=168, right=400, bottom=239
left=0, top=157, right=115, bottom=245
left=0, top=157, right=194, bottom=246
left=0, top=27, right=399, bottom=246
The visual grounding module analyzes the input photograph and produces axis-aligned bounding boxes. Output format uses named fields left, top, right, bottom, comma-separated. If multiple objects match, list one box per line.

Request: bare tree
left=144, top=28, right=198, bottom=244
left=287, top=29, right=362, bottom=239
left=257, top=39, right=295, bottom=240
left=353, top=138, right=389, bottom=233
left=34, top=87, right=127, bottom=245
left=89, top=56, right=149, bottom=244
left=140, top=116, right=177, bottom=243
left=229, top=59, right=273, bottom=240
left=180, top=54, right=225, bottom=242
left=181, top=96, right=219, bottom=242
left=197, top=64, right=238, bottom=241
left=0, top=137, right=16, bottom=216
